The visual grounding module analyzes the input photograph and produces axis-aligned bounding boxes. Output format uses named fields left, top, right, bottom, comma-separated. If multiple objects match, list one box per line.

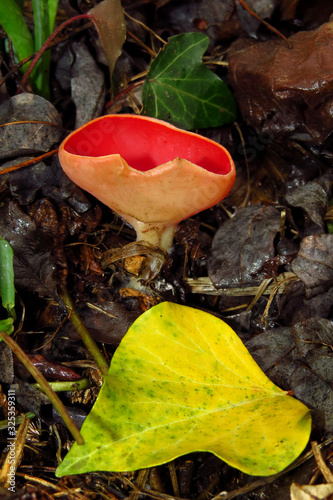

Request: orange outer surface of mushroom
left=58, top=114, right=236, bottom=252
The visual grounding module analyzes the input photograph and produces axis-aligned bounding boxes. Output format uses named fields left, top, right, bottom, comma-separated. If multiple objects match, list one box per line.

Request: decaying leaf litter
left=0, top=0, right=333, bottom=498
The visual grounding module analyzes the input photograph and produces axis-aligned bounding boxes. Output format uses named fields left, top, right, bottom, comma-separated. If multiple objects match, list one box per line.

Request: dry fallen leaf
left=208, top=205, right=281, bottom=288
left=228, top=21, right=333, bottom=143
left=88, top=0, right=126, bottom=80
left=291, top=234, right=333, bottom=291
left=290, top=482, right=333, bottom=500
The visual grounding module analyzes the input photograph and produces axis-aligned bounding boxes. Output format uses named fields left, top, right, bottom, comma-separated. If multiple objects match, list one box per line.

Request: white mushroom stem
left=58, top=115, right=236, bottom=281
left=124, top=216, right=177, bottom=254
left=120, top=216, right=176, bottom=282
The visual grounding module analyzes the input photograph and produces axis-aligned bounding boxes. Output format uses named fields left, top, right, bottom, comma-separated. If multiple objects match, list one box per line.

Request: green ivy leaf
left=56, top=302, right=311, bottom=478
left=142, top=33, right=237, bottom=130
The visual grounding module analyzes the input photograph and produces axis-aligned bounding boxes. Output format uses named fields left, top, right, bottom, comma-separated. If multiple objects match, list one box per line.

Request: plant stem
left=59, top=285, right=109, bottom=376
left=31, top=378, right=92, bottom=393
left=0, top=329, right=84, bottom=445
left=0, top=149, right=58, bottom=176
left=21, top=14, right=92, bottom=91
left=237, top=0, right=292, bottom=48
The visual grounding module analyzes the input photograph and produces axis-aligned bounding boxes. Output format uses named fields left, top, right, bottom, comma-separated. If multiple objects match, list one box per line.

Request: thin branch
left=236, top=0, right=292, bottom=48
left=0, top=149, right=58, bottom=176
left=21, top=14, right=92, bottom=90
left=0, top=329, right=84, bottom=445
left=59, top=285, right=109, bottom=376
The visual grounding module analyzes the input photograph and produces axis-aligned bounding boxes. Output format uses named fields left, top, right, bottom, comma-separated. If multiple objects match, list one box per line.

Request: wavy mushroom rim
left=61, top=114, right=234, bottom=176
left=58, top=114, right=236, bottom=274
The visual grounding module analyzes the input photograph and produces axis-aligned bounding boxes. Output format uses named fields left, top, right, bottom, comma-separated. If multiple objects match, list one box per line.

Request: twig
left=185, top=272, right=298, bottom=297
left=0, top=21, right=92, bottom=90
left=246, top=277, right=272, bottom=311
left=21, top=14, right=92, bottom=91
left=0, top=330, right=84, bottom=445
left=236, top=0, right=292, bottom=48
left=125, top=11, right=166, bottom=45
left=59, top=285, right=109, bottom=376
left=129, top=468, right=150, bottom=500
left=127, top=30, right=156, bottom=57
left=0, top=414, right=30, bottom=488
left=260, top=273, right=298, bottom=323
left=168, top=461, right=180, bottom=497
left=0, top=149, right=58, bottom=176
left=15, top=472, right=63, bottom=491
left=0, top=120, right=64, bottom=129
left=311, top=441, right=333, bottom=483
left=106, top=79, right=145, bottom=110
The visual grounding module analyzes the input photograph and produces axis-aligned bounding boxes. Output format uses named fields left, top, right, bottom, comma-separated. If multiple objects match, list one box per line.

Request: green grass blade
left=0, top=237, right=16, bottom=319
left=32, top=0, right=48, bottom=97
left=0, top=0, right=34, bottom=73
left=32, top=0, right=59, bottom=97
left=48, top=0, right=59, bottom=33
left=32, top=0, right=47, bottom=51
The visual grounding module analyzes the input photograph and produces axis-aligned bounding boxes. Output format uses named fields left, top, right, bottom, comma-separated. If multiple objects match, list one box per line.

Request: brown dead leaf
left=15, top=355, right=81, bottom=381
left=175, top=219, right=208, bottom=261
left=281, top=0, right=333, bottom=28
left=63, top=299, right=139, bottom=346
left=247, top=317, right=333, bottom=431
left=101, top=241, right=165, bottom=268
left=291, top=234, right=333, bottom=292
left=285, top=181, right=328, bottom=234
left=208, top=205, right=281, bottom=288
left=88, top=0, right=126, bottom=81
left=119, top=287, right=159, bottom=311
left=228, top=21, right=333, bottom=143
left=78, top=245, right=104, bottom=276
left=0, top=201, right=61, bottom=299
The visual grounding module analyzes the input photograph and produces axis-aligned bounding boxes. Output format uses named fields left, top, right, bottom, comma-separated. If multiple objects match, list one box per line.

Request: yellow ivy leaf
left=56, top=302, right=311, bottom=477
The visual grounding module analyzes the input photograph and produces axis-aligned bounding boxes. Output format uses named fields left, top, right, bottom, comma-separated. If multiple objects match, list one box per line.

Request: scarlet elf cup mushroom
left=58, top=114, right=236, bottom=265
